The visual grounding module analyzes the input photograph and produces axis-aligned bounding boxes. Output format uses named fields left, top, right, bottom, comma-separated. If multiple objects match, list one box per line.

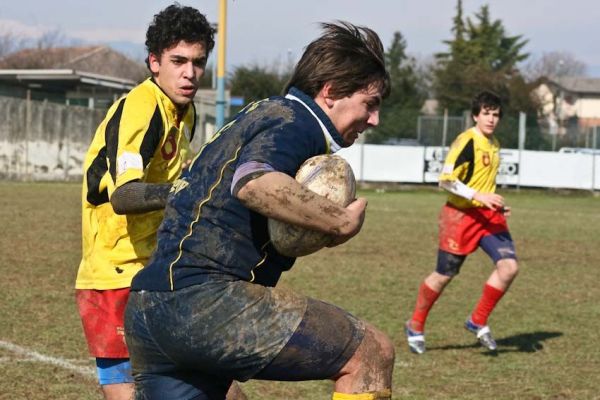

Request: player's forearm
left=439, top=179, right=506, bottom=210
left=111, top=181, right=172, bottom=214
left=236, top=171, right=359, bottom=236
left=439, top=179, right=476, bottom=200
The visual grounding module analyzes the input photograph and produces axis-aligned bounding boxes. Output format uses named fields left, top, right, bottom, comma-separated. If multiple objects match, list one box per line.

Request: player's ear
left=148, top=52, right=161, bottom=74
left=321, top=82, right=336, bottom=108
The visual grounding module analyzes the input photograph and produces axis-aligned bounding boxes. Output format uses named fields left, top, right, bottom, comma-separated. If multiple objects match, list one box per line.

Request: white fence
left=338, top=144, right=600, bottom=191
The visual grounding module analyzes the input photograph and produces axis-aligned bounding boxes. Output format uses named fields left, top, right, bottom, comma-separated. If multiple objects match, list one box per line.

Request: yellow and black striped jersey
left=439, top=127, right=500, bottom=209
left=76, top=78, right=195, bottom=290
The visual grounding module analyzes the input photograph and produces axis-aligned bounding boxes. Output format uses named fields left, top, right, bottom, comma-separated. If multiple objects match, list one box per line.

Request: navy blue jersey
left=131, top=88, right=346, bottom=291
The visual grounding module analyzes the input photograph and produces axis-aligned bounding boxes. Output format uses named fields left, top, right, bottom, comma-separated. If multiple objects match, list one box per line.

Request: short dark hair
left=284, top=21, right=390, bottom=100
left=145, top=3, right=216, bottom=69
left=471, top=90, right=503, bottom=118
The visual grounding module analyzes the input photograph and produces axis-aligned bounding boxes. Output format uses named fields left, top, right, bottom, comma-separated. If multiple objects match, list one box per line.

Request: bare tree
left=35, top=29, right=68, bottom=50
left=0, top=30, right=28, bottom=58
left=0, top=28, right=73, bottom=68
left=524, top=51, right=587, bottom=81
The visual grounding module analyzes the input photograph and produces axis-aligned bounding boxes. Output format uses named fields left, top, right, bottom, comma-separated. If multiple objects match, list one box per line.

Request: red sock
left=471, top=284, right=506, bottom=326
left=410, top=282, right=441, bottom=332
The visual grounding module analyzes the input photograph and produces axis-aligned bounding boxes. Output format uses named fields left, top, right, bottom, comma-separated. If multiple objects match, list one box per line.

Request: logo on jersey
left=170, top=178, right=189, bottom=194
left=161, top=129, right=178, bottom=160
left=447, top=238, right=460, bottom=252
left=482, top=152, right=490, bottom=166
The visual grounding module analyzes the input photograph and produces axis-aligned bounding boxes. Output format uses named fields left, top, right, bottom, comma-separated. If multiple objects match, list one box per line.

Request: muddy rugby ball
left=268, top=154, right=356, bottom=257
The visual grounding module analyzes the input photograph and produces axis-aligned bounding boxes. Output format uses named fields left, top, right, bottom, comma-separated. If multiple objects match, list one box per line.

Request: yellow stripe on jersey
left=76, top=78, right=195, bottom=290
left=249, top=252, right=269, bottom=283
left=439, top=127, right=500, bottom=209
left=168, top=144, right=243, bottom=291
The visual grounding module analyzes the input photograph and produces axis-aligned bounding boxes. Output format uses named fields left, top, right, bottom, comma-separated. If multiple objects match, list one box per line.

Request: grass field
left=0, top=181, right=599, bottom=400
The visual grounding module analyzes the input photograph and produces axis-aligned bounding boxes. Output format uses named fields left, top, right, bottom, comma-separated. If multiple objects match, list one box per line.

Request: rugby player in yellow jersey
left=404, top=91, right=519, bottom=354
left=74, top=4, right=246, bottom=400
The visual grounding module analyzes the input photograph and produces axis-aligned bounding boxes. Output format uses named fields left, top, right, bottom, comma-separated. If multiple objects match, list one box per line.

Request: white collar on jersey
left=285, top=93, right=341, bottom=153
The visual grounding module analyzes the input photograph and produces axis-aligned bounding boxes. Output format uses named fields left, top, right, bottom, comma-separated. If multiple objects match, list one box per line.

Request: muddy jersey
left=131, top=87, right=346, bottom=291
left=76, top=78, right=195, bottom=290
left=439, top=127, right=500, bottom=209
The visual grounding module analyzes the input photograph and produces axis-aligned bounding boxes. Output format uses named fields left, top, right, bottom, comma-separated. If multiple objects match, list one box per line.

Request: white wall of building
left=578, top=98, right=600, bottom=119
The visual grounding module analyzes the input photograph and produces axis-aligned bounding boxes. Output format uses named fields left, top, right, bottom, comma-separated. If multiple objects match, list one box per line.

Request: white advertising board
left=423, top=146, right=520, bottom=186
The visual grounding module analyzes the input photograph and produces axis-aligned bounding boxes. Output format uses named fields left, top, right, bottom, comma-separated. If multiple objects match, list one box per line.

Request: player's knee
left=362, top=325, right=395, bottom=371
left=375, top=328, right=395, bottom=369
left=497, top=258, right=518, bottom=280
left=436, top=250, right=466, bottom=277
left=341, top=324, right=395, bottom=379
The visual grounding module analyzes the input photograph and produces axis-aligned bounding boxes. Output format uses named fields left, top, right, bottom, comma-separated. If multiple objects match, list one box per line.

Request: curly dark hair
left=145, top=3, right=216, bottom=69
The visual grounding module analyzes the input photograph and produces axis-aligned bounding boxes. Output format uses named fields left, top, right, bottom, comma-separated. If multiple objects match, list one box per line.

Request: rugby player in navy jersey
left=125, top=21, right=394, bottom=400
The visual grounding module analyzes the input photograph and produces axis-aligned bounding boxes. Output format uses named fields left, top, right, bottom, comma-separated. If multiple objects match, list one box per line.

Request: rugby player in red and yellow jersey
left=74, top=5, right=246, bottom=400
left=405, top=91, right=519, bottom=354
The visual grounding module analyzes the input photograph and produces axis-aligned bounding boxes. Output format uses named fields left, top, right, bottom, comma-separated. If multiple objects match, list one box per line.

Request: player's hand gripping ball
left=268, top=154, right=356, bottom=257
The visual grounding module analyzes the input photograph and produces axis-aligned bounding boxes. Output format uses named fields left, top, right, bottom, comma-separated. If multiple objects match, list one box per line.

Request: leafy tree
left=228, top=62, right=291, bottom=106
left=433, top=1, right=532, bottom=114
left=227, top=38, right=424, bottom=144
left=367, top=31, right=425, bottom=144
left=431, top=1, right=545, bottom=148
left=466, top=6, right=528, bottom=71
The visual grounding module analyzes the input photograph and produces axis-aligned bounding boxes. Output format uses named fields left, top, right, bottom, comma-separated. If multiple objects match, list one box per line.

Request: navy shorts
left=436, top=231, right=517, bottom=276
left=124, top=278, right=365, bottom=399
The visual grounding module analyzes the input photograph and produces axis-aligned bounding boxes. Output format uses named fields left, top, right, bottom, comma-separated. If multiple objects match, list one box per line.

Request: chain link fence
left=415, top=113, right=599, bottom=153
left=417, top=114, right=469, bottom=147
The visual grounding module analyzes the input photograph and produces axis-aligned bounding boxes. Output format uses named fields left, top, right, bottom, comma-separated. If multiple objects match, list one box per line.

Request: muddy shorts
left=124, top=278, right=365, bottom=399
left=76, top=288, right=130, bottom=358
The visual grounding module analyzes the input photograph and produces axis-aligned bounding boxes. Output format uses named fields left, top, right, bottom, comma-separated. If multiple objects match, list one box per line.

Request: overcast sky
left=1, top=0, right=599, bottom=76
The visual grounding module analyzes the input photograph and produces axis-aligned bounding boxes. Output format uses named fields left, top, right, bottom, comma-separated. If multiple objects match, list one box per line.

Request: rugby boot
left=464, top=319, right=497, bottom=351
left=405, top=321, right=426, bottom=354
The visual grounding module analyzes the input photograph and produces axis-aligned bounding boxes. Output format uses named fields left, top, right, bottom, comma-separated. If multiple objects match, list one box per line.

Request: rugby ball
left=268, top=154, right=356, bottom=257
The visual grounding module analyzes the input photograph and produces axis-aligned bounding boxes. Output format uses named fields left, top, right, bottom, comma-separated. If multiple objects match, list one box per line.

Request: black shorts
left=125, top=279, right=365, bottom=399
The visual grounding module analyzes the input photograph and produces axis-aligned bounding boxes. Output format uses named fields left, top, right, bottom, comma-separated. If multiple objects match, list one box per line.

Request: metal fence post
left=517, top=112, right=526, bottom=191
left=25, top=89, right=31, bottom=180
left=593, top=126, right=597, bottom=192
left=442, top=108, right=448, bottom=159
